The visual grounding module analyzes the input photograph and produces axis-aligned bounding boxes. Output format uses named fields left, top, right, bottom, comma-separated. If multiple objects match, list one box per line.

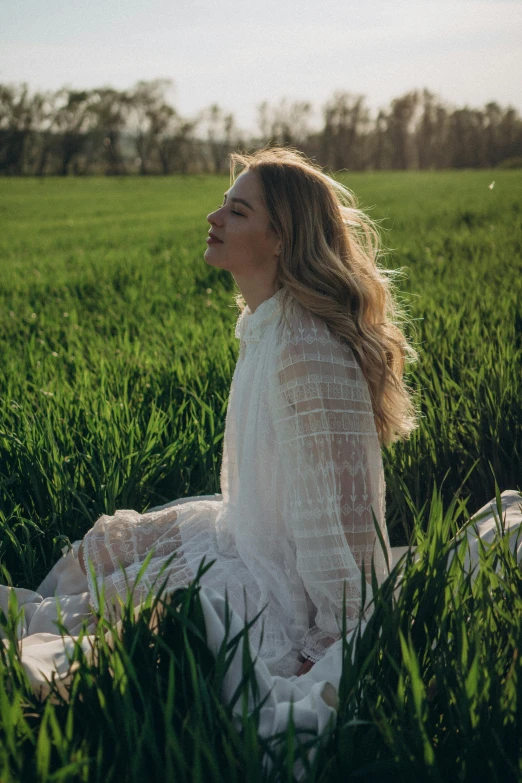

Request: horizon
left=2, top=0, right=521, bottom=135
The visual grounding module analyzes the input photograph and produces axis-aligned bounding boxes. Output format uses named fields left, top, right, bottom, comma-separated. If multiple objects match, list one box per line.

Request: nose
left=207, top=205, right=224, bottom=226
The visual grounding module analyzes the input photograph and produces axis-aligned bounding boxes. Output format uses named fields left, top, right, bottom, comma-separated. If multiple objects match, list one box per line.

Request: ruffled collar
left=234, top=287, right=285, bottom=344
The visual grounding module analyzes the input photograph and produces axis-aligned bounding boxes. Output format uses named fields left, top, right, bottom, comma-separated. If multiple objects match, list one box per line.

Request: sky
left=2, top=0, right=522, bottom=134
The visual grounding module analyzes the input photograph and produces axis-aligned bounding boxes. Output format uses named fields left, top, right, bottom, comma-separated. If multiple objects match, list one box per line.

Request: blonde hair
left=230, top=146, right=419, bottom=447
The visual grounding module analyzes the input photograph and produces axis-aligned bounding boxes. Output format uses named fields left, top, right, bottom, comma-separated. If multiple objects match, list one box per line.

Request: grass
left=0, top=171, right=521, bottom=780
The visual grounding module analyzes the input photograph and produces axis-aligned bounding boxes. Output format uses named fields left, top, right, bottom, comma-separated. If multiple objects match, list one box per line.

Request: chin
left=204, top=247, right=226, bottom=267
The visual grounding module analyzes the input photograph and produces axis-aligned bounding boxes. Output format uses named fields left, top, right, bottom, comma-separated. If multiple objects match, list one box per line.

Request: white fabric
left=0, top=544, right=351, bottom=780
left=81, top=287, right=391, bottom=675
left=1, top=490, right=520, bottom=780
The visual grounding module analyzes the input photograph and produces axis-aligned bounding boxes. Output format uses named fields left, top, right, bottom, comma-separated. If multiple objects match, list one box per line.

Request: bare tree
left=497, top=106, right=522, bottom=163
left=257, top=98, right=312, bottom=148
left=370, top=109, right=390, bottom=170
left=129, top=78, right=174, bottom=174
left=0, top=83, right=38, bottom=174
left=387, top=90, right=421, bottom=169
left=200, top=104, right=239, bottom=173
left=156, top=111, right=200, bottom=175
left=51, top=88, right=94, bottom=175
left=30, top=90, right=60, bottom=176
left=447, top=107, right=486, bottom=168
left=415, top=90, right=450, bottom=169
left=484, top=102, right=507, bottom=167
left=154, top=103, right=178, bottom=174
left=89, top=88, right=131, bottom=175
left=320, top=92, right=370, bottom=171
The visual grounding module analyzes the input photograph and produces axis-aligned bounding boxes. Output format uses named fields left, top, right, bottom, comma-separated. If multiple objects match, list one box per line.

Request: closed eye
left=220, top=200, right=244, bottom=216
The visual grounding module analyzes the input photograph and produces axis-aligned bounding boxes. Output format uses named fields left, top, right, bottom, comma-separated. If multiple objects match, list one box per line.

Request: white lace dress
left=81, top=287, right=391, bottom=677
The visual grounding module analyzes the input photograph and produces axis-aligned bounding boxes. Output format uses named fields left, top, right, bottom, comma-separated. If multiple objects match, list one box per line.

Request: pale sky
left=2, top=0, right=521, bottom=134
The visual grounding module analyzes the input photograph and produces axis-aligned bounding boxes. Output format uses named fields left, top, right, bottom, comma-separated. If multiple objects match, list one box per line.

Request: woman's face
left=205, top=169, right=281, bottom=278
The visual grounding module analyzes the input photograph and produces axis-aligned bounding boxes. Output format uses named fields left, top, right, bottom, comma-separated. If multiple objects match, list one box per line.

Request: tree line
left=1, top=78, right=521, bottom=176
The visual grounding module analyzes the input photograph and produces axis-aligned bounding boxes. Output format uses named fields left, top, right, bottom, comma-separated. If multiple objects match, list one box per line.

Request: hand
left=296, top=658, right=315, bottom=676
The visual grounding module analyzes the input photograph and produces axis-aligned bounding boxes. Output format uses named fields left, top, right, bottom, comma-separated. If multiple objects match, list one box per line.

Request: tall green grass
left=1, top=173, right=520, bottom=583
left=0, top=172, right=521, bottom=780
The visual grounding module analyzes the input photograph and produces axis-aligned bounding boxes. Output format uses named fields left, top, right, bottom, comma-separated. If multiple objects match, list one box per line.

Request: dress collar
left=234, top=287, right=285, bottom=344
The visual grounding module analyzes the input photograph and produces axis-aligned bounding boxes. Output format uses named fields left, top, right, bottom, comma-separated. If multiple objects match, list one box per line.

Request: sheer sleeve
left=272, top=313, right=391, bottom=664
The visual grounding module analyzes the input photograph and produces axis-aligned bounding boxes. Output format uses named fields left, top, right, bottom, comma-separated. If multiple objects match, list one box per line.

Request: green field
left=0, top=172, right=521, bottom=781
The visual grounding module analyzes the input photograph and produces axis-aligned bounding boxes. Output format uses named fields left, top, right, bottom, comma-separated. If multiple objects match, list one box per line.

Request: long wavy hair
left=230, top=146, right=419, bottom=447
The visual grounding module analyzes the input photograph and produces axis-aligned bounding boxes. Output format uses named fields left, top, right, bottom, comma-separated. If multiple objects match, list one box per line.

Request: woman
left=74, top=147, right=419, bottom=678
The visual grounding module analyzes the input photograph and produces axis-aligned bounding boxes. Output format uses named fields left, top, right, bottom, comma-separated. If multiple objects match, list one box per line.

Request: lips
left=207, top=231, right=223, bottom=244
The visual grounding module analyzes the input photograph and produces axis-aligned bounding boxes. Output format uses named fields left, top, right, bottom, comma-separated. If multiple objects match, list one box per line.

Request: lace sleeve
left=272, top=314, right=391, bottom=664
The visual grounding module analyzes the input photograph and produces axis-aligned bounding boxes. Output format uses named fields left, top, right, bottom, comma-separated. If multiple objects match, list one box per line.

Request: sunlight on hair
left=230, top=146, right=420, bottom=446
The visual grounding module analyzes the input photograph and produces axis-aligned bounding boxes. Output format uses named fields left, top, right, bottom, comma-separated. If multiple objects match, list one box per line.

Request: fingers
left=297, top=659, right=315, bottom=676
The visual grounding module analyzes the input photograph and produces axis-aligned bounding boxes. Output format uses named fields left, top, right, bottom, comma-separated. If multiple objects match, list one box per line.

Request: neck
left=233, top=273, right=279, bottom=314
